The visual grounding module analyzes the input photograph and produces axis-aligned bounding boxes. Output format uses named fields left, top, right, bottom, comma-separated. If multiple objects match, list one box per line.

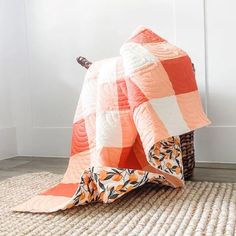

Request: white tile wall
left=1, top=0, right=235, bottom=163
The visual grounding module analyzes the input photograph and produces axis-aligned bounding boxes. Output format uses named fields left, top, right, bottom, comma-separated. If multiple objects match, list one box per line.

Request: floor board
left=0, top=156, right=236, bottom=182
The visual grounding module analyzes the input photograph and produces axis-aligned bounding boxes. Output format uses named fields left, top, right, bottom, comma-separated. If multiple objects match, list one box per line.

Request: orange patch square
left=118, top=146, right=142, bottom=169
left=128, top=28, right=166, bottom=44
left=176, top=91, right=211, bottom=129
left=125, top=78, right=148, bottom=110
left=161, top=56, right=197, bottom=95
left=41, top=183, right=79, bottom=198
left=119, top=110, right=137, bottom=147
left=132, top=134, right=151, bottom=169
left=71, top=119, right=89, bottom=156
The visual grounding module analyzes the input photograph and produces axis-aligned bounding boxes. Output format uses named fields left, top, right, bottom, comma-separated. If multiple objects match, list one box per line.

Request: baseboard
left=196, top=161, right=236, bottom=170
left=15, top=155, right=68, bottom=159
left=21, top=127, right=72, bottom=157
left=0, top=127, right=17, bottom=160
left=194, top=128, right=236, bottom=163
left=4, top=156, right=236, bottom=170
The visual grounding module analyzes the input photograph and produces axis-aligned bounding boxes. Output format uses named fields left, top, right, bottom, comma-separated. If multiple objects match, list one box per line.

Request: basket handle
left=76, top=56, right=92, bottom=69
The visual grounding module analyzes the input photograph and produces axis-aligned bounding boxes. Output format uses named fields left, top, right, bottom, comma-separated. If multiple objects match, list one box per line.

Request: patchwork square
left=116, top=79, right=130, bottom=110
left=84, top=113, right=96, bottom=149
left=98, top=82, right=119, bottom=112
left=98, top=147, right=122, bottom=167
left=119, top=110, right=137, bottom=147
left=133, top=101, right=169, bottom=154
left=127, top=27, right=165, bottom=43
left=118, top=147, right=142, bottom=169
left=97, top=58, right=118, bottom=84
left=129, top=62, right=175, bottom=100
left=71, top=119, right=89, bottom=156
left=125, top=78, right=148, bottom=110
left=150, top=96, right=190, bottom=136
left=144, top=41, right=186, bottom=61
left=96, top=110, right=122, bottom=148
left=120, top=42, right=156, bottom=75
left=79, top=79, right=97, bottom=117
left=161, top=56, right=197, bottom=95
left=176, top=91, right=211, bottom=129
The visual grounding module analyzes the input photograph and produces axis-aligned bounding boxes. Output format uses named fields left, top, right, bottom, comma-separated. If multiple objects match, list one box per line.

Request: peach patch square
left=84, top=113, right=96, bottom=149
left=144, top=42, right=186, bottom=61
left=116, top=79, right=130, bottom=110
left=176, top=91, right=211, bottom=129
left=129, top=62, right=175, bottom=100
left=71, top=119, right=89, bottom=156
left=125, top=78, right=148, bottom=110
left=98, top=147, right=122, bottom=167
left=62, top=152, right=91, bottom=184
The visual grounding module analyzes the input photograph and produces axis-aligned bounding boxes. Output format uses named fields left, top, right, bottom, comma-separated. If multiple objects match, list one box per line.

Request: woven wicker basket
left=77, top=56, right=195, bottom=180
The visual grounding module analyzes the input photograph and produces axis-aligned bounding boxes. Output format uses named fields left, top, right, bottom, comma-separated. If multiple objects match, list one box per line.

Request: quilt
left=12, top=26, right=210, bottom=213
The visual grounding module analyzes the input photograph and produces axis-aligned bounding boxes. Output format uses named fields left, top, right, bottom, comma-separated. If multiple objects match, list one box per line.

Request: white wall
left=0, top=0, right=21, bottom=159
left=1, top=0, right=236, bottom=163
left=24, top=0, right=177, bottom=158
left=195, top=0, right=236, bottom=163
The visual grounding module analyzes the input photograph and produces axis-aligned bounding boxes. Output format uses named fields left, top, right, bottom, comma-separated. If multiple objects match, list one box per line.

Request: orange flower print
left=166, top=162, right=172, bottom=169
left=172, top=149, right=179, bottom=157
left=69, top=135, right=184, bottom=207
left=154, top=148, right=160, bottom=156
left=115, top=184, right=123, bottom=192
left=83, top=175, right=90, bottom=185
left=79, top=192, right=85, bottom=201
left=164, top=154, right=170, bottom=159
left=99, top=192, right=105, bottom=200
left=127, top=186, right=134, bottom=192
left=137, top=170, right=144, bottom=175
left=100, top=192, right=108, bottom=202
left=66, top=203, right=74, bottom=209
left=175, top=167, right=181, bottom=174
left=155, top=160, right=161, bottom=166
left=91, top=181, right=97, bottom=190
left=99, top=170, right=108, bottom=180
left=112, top=174, right=123, bottom=181
left=129, top=174, right=138, bottom=182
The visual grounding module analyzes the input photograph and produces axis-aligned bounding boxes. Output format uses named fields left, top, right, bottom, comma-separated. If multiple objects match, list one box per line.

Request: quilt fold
left=12, top=26, right=210, bottom=213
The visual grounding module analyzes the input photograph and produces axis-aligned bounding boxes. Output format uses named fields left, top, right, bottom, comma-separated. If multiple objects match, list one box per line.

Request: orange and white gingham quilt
left=12, top=26, right=210, bottom=213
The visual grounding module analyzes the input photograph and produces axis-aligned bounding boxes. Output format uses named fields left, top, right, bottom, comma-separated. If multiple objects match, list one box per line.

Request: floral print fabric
left=69, top=136, right=183, bottom=206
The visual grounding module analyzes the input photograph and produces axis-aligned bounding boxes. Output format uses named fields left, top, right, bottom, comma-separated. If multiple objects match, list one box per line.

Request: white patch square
left=97, top=58, right=118, bottom=84
left=150, top=96, right=190, bottom=136
left=80, top=79, right=97, bottom=115
left=120, top=42, right=157, bottom=75
left=96, top=110, right=122, bottom=148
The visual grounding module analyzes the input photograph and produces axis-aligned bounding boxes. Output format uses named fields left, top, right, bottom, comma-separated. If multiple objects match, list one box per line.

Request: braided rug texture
left=0, top=172, right=236, bottom=236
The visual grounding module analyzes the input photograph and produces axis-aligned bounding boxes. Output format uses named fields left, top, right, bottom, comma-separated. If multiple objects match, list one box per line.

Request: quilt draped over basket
left=12, top=26, right=211, bottom=213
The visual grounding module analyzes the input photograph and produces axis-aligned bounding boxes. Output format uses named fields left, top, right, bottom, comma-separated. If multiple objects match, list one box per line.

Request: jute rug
left=0, top=172, right=235, bottom=236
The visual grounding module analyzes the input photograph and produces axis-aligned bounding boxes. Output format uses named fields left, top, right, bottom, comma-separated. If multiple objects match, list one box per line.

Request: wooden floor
left=0, top=156, right=236, bottom=182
